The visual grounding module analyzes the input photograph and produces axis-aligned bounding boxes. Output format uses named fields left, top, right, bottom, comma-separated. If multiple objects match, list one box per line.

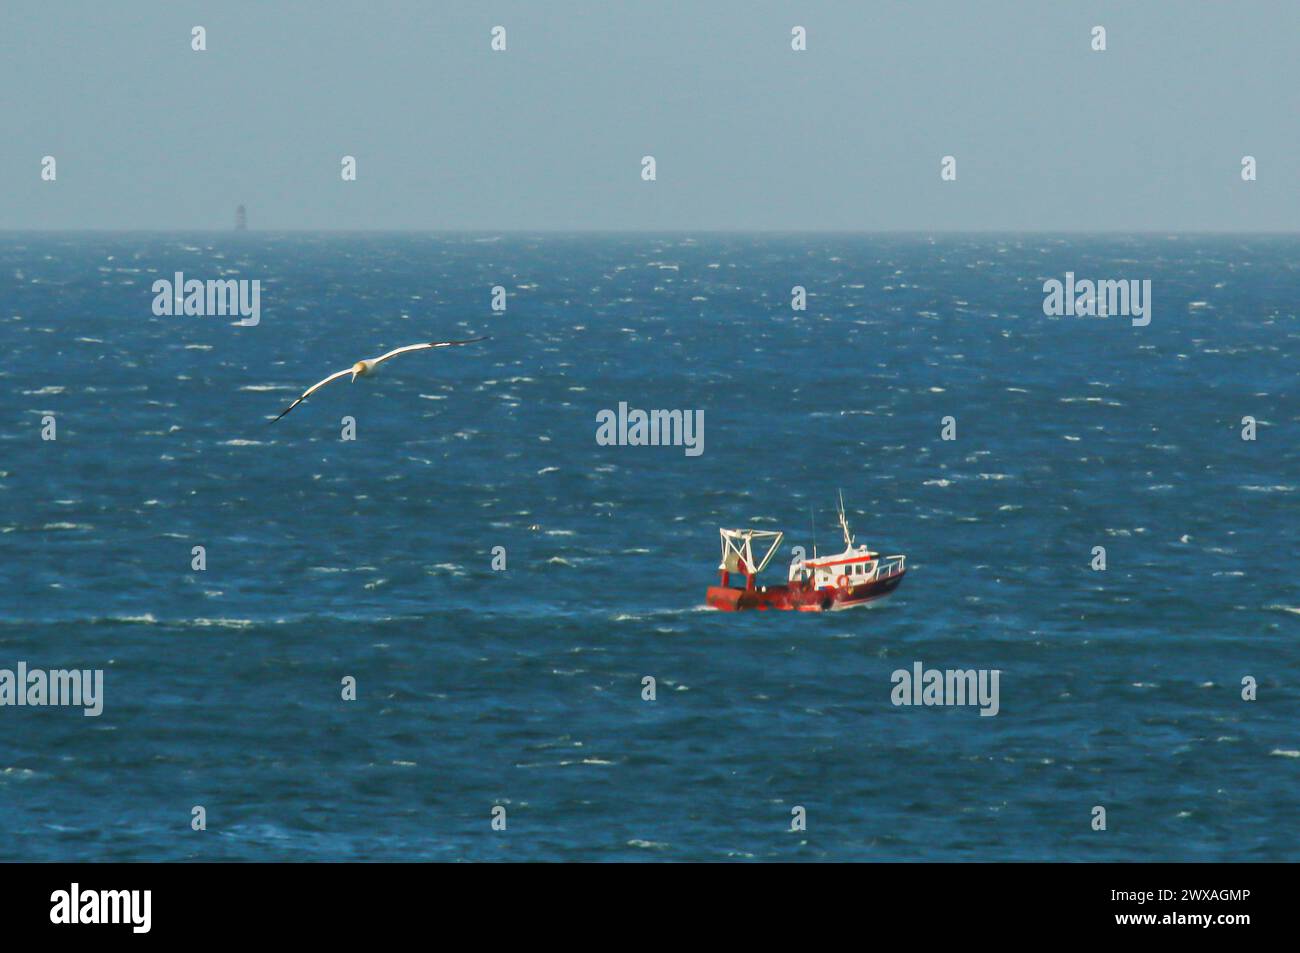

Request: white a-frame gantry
left=717, top=528, right=784, bottom=588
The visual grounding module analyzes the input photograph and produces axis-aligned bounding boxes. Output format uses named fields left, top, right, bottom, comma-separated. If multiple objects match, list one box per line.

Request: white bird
left=270, top=336, right=487, bottom=422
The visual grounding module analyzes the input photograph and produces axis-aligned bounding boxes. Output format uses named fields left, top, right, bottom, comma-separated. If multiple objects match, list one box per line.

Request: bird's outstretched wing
left=270, top=368, right=352, bottom=423
left=373, top=336, right=489, bottom=366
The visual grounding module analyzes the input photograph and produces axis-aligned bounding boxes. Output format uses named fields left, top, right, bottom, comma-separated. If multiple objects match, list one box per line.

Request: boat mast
left=809, top=504, right=817, bottom=559
left=837, top=489, right=854, bottom=549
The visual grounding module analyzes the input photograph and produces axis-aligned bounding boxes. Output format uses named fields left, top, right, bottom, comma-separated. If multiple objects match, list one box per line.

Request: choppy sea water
left=0, top=233, right=1295, bottom=861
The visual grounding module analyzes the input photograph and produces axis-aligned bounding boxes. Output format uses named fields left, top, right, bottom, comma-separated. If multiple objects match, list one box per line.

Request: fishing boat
left=705, top=497, right=906, bottom=612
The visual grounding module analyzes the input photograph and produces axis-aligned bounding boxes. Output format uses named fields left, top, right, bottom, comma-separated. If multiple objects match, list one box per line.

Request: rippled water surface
left=0, top=233, right=1296, bottom=860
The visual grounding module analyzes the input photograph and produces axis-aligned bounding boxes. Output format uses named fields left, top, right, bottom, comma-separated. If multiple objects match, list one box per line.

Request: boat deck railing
left=872, top=555, right=906, bottom=581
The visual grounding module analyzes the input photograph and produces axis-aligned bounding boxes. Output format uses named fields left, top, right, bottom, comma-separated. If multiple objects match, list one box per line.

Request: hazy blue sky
left=3, top=1, right=1297, bottom=231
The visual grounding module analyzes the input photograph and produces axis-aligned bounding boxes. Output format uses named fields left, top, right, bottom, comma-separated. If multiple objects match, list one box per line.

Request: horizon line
left=3, top=227, right=1300, bottom=237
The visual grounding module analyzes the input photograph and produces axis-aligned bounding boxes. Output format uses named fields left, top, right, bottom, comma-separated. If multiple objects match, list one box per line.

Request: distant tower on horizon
left=235, top=205, right=247, bottom=230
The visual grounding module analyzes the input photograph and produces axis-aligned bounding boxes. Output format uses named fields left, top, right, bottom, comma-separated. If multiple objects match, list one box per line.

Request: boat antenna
left=809, top=504, right=817, bottom=559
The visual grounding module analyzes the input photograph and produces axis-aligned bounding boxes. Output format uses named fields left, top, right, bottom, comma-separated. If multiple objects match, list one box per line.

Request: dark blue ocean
left=0, top=233, right=1295, bottom=861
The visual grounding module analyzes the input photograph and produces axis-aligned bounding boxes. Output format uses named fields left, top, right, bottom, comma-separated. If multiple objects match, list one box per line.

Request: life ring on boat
left=836, top=574, right=850, bottom=589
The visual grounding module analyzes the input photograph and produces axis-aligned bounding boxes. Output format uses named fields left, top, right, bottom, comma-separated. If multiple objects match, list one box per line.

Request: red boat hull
left=706, top=570, right=905, bottom=612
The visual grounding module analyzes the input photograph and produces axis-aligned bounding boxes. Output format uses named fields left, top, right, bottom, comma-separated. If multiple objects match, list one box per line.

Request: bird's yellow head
left=351, top=361, right=366, bottom=380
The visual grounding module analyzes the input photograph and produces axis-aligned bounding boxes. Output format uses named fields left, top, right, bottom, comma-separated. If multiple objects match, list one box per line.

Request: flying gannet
left=270, top=336, right=487, bottom=422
